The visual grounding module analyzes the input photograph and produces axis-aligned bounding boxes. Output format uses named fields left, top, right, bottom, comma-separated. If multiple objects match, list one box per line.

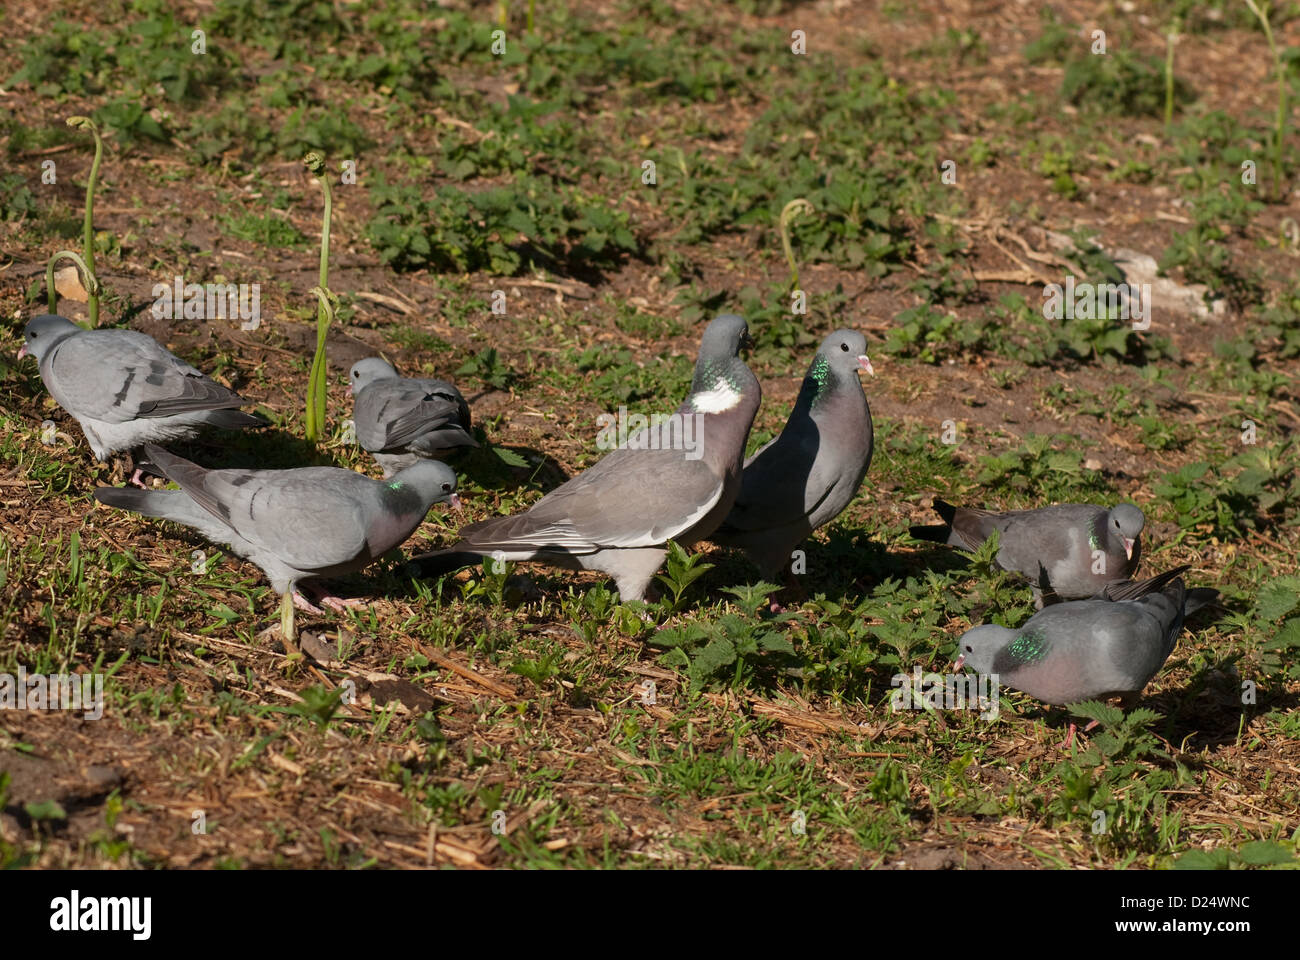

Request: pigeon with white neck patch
left=18, top=314, right=263, bottom=482
left=709, top=328, right=874, bottom=580
left=94, top=444, right=459, bottom=639
left=911, top=500, right=1144, bottom=606
left=408, top=314, right=761, bottom=601
left=954, top=566, right=1209, bottom=747
left=348, top=357, right=477, bottom=477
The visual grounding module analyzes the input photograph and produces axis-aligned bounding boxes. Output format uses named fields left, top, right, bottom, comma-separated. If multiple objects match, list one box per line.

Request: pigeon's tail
left=931, top=498, right=957, bottom=525
left=1184, top=587, right=1219, bottom=618
left=908, top=523, right=951, bottom=543
left=1096, top=565, right=1191, bottom=602
left=200, top=408, right=266, bottom=430
left=94, top=486, right=209, bottom=527
left=404, top=550, right=485, bottom=580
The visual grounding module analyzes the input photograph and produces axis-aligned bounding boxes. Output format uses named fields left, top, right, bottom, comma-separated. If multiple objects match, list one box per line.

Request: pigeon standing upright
left=348, top=357, right=477, bottom=477
left=18, top=314, right=263, bottom=482
left=911, top=500, right=1144, bottom=605
left=953, top=566, right=1211, bottom=746
left=709, top=328, right=874, bottom=580
left=94, top=444, right=460, bottom=639
left=408, top=314, right=761, bottom=601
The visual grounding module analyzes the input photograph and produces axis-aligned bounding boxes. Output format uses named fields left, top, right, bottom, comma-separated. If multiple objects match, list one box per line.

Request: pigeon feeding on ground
left=349, top=357, right=477, bottom=477
left=709, top=328, right=874, bottom=581
left=911, top=500, right=1144, bottom=605
left=954, top=566, right=1211, bottom=747
left=18, top=314, right=264, bottom=483
left=94, top=444, right=459, bottom=639
left=408, top=314, right=761, bottom=601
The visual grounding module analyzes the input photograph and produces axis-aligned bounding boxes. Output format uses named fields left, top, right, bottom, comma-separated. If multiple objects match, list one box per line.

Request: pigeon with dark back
left=348, top=357, right=477, bottom=477
left=954, top=565, right=1213, bottom=746
left=408, top=314, right=761, bottom=601
left=18, top=314, right=264, bottom=480
left=94, top=444, right=460, bottom=638
left=911, top=499, right=1145, bottom=605
left=709, top=328, right=874, bottom=580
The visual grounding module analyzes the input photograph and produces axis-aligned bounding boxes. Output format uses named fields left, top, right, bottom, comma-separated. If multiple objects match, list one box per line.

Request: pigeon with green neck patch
left=94, top=444, right=459, bottom=639
left=348, top=357, right=477, bottom=478
left=408, top=314, right=760, bottom=601
left=911, top=500, right=1144, bottom=606
left=18, top=314, right=264, bottom=484
left=954, top=566, right=1208, bottom=747
left=709, top=329, right=874, bottom=581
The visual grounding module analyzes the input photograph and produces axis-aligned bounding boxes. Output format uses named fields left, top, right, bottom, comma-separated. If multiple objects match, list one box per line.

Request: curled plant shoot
left=1244, top=0, right=1288, bottom=201
left=1164, top=18, right=1179, bottom=133
left=780, top=198, right=814, bottom=291
left=61, top=116, right=104, bottom=325
left=303, top=153, right=335, bottom=443
left=44, top=251, right=99, bottom=327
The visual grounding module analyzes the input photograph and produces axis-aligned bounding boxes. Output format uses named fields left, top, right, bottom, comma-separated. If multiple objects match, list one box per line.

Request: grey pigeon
left=94, top=444, right=459, bottom=638
left=18, top=314, right=263, bottom=478
left=409, top=314, right=761, bottom=601
left=954, top=566, right=1212, bottom=746
left=709, top=328, right=874, bottom=580
left=349, top=357, right=477, bottom=477
left=911, top=500, right=1144, bottom=605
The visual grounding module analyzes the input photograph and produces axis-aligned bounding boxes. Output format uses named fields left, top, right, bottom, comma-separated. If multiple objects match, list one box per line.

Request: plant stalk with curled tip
left=1244, top=0, right=1288, bottom=201
left=62, top=116, right=103, bottom=325
left=527, top=0, right=534, bottom=33
left=44, top=251, right=99, bottom=327
left=779, top=198, right=814, bottom=291
left=303, top=153, right=334, bottom=443
left=1163, top=18, right=1179, bottom=133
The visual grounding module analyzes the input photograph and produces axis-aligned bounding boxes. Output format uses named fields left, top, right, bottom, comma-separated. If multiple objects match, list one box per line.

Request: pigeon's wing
left=47, top=330, right=244, bottom=423
left=144, top=445, right=369, bottom=572
left=356, top=379, right=473, bottom=451
left=722, top=427, right=835, bottom=533
left=458, top=444, right=724, bottom=553
left=1094, top=566, right=1191, bottom=601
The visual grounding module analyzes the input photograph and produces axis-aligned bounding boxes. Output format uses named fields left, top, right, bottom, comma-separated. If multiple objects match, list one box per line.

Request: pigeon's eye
left=840, top=342, right=849, bottom=352
left=441, top=483, right=451, bottom=492
left=965, top=645, right=972, bottom=652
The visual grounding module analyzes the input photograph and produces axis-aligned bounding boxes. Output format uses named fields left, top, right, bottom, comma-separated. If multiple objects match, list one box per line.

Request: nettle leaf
left=1175, top=849, right=1230, bottom=870
left=1068, top=700, right=1124, bottom=728
left=687, top=636, right=737, bottom=688
left=1238, top=840, right=1296, bottom=866
left=492, top=446, right=529, bottom=468
left=1255, top=576, right=1300, bottom=622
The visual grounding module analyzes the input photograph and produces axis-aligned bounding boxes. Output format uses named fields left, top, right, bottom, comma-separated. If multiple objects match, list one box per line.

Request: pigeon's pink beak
left=345, top=384, right=352, bottom=398
left=952, top=654, right=965, bottom=672
left=448, top=493, right=463, bottom=512
left=17, top=344, right=29, bottom=360
left=1123, top=538, right=1134, bottom=561
left=858, top=355, right=874, bottom=376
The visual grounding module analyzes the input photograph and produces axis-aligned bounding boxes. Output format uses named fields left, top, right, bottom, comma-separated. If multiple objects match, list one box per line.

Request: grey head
left=954, top=623, right=1015, bottom=674
left=689, top=314, right=751, bottom=393
left=815, top=328, right=874, bottom=379
left=349, top=357, right=400, bottom=395
left=1107, top=503, right=1145, bottom=559
left=18, top=314, right=82, bottom=362
left=388, top=458, right=461, bottom=510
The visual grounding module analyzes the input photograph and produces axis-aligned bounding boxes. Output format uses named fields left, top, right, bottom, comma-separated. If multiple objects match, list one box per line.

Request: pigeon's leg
left=1060, top=723, right=1078, bottom=750
left=292, top=591, right=325, bottom=615
left=769, top=566, right=807, bottom=613
left=298, top=581, right=368, bottom=613
left=1082, top=719, right=1100, bottom=734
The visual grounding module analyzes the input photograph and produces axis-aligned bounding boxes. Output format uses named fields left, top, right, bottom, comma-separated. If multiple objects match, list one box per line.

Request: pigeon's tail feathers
left=1184, top=587, right=1220, bottom=618
left=1096, top=565, right=1191, bottom=602
left=199, top=408, right=266, bottom=430
left=405, top=550, right=485, bottom=580
left=94, top=486, right=210, bottom=527
left=932, top=498, right=957, bottom=525
left=908, top=523, right=952, bottom=543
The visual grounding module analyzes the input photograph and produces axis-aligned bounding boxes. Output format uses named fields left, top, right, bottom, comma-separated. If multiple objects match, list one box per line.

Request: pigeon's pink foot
left=1082, top=719, right=1100, bottom=734
left=292, top=591, right=325, bottom=615
left=1060, top=723, right=1078, bottom=750
left=768, top=601, right=787, bottom=614
left=129, top=468, right=148, bottom=489
left=318, top=595, right=368, bottom=614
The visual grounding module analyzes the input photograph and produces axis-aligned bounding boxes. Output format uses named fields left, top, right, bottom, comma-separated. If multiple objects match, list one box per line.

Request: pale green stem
left=66, top=117, right=103, bottom=325
left=303, top=154, right=334, bottom=442
left=1245, top=0, right=1287, bottom=201
left=44, top=250, right=100, bottom=325
left=779, top=198, right=814, bottom=291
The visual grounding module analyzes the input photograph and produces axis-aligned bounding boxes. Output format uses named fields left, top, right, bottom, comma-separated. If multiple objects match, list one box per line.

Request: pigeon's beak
left=952, top=654, right=966, bottom=672
left=17, top=344, right=28, bottom=360
left=1123, top=537, right=1134, bottom=560
left=448, top=493, right=463, bottom=512
left=857, top=355, right=874, bottom=376
left=345, top=384, right=352, bottom=398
